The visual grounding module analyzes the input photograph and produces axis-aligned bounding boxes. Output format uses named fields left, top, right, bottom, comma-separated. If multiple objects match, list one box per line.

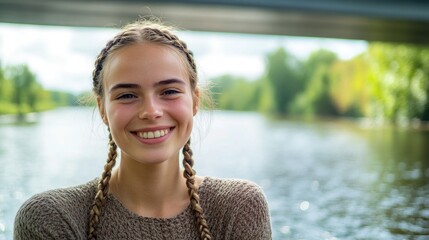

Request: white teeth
left=148, top=132, right=154, bottom=138
left=137, top=129, right=169, bottom=139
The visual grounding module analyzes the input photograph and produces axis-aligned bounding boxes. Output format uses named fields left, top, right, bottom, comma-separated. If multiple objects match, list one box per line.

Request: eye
left=117, top=93, right=137, bottom=100
left=162, top=89, right=180, bottom=96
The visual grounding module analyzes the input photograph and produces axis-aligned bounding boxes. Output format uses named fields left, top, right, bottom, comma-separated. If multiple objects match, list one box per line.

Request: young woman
left=14, top=20, right=272, bottom=240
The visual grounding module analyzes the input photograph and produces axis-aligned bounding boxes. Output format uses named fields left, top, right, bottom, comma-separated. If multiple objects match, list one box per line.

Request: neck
left=109, top=152, right=189, bottom=218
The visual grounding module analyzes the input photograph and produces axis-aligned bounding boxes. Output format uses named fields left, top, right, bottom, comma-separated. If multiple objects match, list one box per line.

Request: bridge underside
left=0, top=0, right=428, bottom=44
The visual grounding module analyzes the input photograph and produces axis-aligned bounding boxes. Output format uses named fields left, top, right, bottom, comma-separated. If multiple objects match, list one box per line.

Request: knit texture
left=14, top=177, right=272, bottom=239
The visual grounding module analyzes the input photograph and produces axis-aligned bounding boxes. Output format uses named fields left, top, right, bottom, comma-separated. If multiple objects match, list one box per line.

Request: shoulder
left=16, top=178, right=97, bottom=214
left=14, top=179, right=97, bottom=239
left=200, top=177, right=267, bottom=207
left=200, top=177, right=272, bottom=239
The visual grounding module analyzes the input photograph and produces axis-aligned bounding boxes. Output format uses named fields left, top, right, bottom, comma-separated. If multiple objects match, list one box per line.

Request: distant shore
left=0, top=112, right=39, bottom=125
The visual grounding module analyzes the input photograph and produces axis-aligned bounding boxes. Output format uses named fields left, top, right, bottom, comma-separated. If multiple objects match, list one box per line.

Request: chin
left=120, top=148, right=180, bottom=166
left=133, top=153, right=176, bottom=165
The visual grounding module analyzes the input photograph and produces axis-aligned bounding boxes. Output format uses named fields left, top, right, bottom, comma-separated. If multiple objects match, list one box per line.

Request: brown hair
left=88, top=20, right=211, bottom=240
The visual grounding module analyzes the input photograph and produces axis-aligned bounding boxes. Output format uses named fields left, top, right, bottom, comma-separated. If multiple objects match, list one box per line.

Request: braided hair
left=88, top=20, right=211, bottom=240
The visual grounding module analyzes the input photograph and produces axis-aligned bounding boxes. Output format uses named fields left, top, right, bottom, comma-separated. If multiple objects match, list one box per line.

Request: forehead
left=103, top=42, right=189, bottom=87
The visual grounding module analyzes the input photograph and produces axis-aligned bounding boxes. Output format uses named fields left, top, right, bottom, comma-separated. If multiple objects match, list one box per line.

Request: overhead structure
left=0, top=0, right=428, bottom=44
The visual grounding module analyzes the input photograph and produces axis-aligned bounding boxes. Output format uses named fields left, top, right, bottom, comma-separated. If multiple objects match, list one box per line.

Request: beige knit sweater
left=14, top=177, right=272, bottom=239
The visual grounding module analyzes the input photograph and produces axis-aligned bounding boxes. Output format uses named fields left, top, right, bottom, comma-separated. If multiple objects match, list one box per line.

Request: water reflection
left=364, top=128, right=429, bottom=238
left=0, top=113, right=39, bottom=125
left=0, top=108, right=428, bottom=240
left=0, top=108, right=108, bottom=240
left=260, top=119, right=429, bottom=239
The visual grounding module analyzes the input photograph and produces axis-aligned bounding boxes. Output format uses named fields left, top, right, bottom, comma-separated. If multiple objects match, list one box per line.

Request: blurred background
left=0, top=0, right=429, bottom=239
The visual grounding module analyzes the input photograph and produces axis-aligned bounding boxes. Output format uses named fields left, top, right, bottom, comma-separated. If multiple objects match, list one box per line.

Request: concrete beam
left=0, top=0, right=428, bottom=44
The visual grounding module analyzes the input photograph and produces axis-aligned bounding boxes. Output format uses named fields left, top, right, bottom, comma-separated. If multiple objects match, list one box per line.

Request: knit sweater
left=14, top=177, right=272, bottom=239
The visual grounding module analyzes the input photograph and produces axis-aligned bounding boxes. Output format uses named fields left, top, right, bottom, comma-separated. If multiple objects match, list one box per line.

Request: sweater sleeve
left=229, top=181, right=272, bottom=240
left=14, top=193, right=81, bottom=240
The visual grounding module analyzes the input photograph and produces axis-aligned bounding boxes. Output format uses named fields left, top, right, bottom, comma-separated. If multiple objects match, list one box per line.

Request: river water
left=0, top=107, right=428, bottom=240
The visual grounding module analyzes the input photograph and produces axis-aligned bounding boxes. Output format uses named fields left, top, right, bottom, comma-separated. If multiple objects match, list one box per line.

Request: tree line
left=0, top=63, right=78, bottom=115
left=2, top=42, right=428, bottom=124
left=210, top=42, right=429, bottom=124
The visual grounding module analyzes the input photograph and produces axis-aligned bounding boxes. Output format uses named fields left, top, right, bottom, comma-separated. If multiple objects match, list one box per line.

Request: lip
left=131, top=126, right=175, bottom=145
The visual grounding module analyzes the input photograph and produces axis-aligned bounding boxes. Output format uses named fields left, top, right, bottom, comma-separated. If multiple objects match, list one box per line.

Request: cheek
left=106, top=103, right=136, bottom=128
left=169, top=97, right=195, bottom=123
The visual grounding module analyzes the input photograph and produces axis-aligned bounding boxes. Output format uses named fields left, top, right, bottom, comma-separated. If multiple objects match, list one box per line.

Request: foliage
left=366, top=43, right=429, bottom=123
left=210, top=75, right=261, bottom=111
left=289, top=49, right=338, bottom=117
left=209, top=43, right=429, bottom=125
left=265, top=48, right=302, bottom=115
left=2, top=42, right=429, bottom=125
left=0, top=63, right=78, bottom=115
left=329, top=54, right=371, bottom=117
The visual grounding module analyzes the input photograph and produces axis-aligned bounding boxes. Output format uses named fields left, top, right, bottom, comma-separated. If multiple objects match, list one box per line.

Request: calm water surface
left=0, top=107, right=428, bottom=240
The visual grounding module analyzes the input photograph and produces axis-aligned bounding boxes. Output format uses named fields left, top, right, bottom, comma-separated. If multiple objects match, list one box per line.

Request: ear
left=97, top=97, right=109, bottom=125
left=193, top=88, right=200, bottom=116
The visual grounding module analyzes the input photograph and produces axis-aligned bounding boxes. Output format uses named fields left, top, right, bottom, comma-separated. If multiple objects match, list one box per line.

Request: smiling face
left=98, top=42, right=198, bottom=165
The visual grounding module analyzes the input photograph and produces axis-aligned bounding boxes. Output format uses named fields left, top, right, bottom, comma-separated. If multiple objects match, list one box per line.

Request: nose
left=138, top=97, right=163, bottom=120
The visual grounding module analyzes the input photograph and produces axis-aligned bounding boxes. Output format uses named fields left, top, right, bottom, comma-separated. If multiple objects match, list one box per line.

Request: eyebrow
left=109, top=79, right=186, bottom=93
left=155, top=78, right=186, bottom=86
left=109, top=83, right=140, bottom=93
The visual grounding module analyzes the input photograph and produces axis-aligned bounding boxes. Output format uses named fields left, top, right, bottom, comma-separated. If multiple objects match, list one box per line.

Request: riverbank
left=264, top=113, right=429, bottom=131
left=0, top=112, right=39, bottom=125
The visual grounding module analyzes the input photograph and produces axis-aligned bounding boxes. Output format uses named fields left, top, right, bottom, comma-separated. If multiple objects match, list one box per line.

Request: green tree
left=0, top=62, right=79, bottom=115
left=0, top=62, right=4, bottom=101
left=257, top=76, right=276, bottom=114
left=210, top=75, right=260, bottom=111
left=7, top=64, right=38, bottom=114
left=265, top=47, right=302, bottom=115
left=209, top=74, right=236, bottom=107
left=0, top=66, right=16, bottom=114
left=367, top=43, right=429, bottom=123
left=50, top=91, right=78, bottom=106
left=290, top=49, right=338, bottom=117
left=330, top=54, right=370, bottom=117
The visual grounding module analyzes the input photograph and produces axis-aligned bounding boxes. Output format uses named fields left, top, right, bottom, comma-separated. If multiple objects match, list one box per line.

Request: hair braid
left=90, top=20, right=211, bottom=239
left=88, top=131, right=117, bottom=240
left=92, top=22, right=199, bottom=99
left=92, top=35, right=124, bottom=89
left=92, top=31, right=136, bottom=97
left=183, top=139, right=212, bottom=240
left=147, top=28, right=197, bottom=75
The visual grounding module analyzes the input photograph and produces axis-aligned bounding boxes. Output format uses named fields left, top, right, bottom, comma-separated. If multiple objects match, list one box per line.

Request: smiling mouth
left=135, top=128, right=172, bottom=139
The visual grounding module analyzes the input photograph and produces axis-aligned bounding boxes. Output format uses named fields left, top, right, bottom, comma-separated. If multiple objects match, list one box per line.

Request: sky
left=0, top=23, right=368, bottom=93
